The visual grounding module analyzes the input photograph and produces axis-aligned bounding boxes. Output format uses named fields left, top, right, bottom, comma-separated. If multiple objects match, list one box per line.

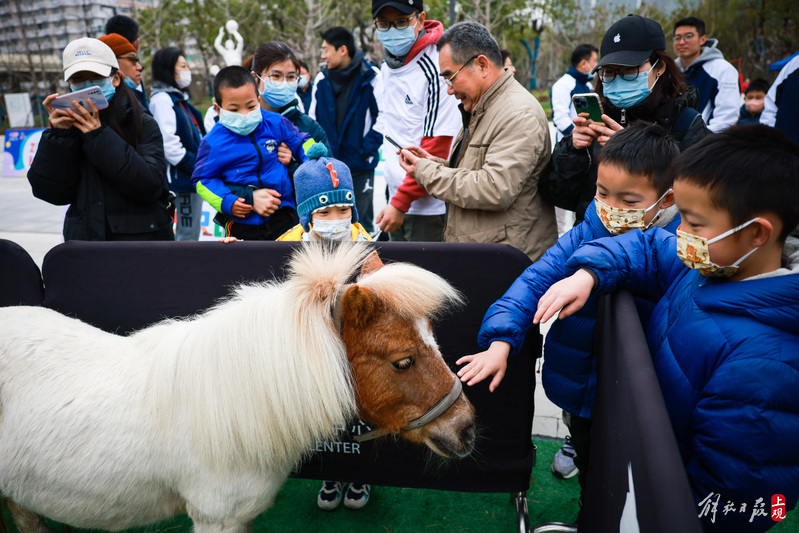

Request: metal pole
left=449, top=0, right=455, bottom=27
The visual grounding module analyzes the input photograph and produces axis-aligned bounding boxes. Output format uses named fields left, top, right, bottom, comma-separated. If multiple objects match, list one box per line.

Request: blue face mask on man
left=70, top=77, right=116, bottom=102
left=124, top=77, right=139, bottom=91
left=602, top=60, right=659, bottom=109
left=378, top=26, right=417, bottom=57
left=218, top=108, right=262, bottom=136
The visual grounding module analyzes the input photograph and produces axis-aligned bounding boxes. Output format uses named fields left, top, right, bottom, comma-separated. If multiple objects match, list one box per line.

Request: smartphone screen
left=572, top=93, right=604, bottom=123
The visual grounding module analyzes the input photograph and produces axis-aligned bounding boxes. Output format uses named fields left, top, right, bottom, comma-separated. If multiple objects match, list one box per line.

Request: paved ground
left=0, top=146, right=567, bottom=442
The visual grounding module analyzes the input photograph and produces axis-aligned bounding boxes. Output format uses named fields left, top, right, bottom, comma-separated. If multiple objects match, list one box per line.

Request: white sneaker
left=551, top=436, right=578, bottom=479
left=317, top=480, right=344, bottom=510
left=343, top=483, right=371, bottom=509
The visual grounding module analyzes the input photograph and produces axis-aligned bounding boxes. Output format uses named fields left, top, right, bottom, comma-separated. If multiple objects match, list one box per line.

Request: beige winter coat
left=414, top=70, right=557, bottom=261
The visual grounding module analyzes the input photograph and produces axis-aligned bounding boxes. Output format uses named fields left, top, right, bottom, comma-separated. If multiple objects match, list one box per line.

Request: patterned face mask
left=675, top=218, right=760, bottom=277
left=595, top=189, right=671, bottom=236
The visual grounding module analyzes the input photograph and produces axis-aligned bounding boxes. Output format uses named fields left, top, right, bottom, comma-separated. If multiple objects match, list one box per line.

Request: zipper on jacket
left=620, top=109, right=627, bottom=125
left=249, top=133, right=265, bottom=189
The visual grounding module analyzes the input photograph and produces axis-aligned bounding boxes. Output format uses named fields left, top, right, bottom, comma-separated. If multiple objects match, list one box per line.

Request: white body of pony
left=0, top=244, right=475, bottom=533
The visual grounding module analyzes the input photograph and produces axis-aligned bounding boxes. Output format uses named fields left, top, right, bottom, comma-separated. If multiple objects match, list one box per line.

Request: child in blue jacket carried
left=458, top=123, right=681, bottom=518
left=535, top=124, right=799, bottom=532
left=192, top=66, right=309, bottom=240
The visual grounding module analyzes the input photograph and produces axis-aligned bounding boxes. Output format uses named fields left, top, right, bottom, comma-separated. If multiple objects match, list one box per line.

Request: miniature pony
left=0, top=244, right=475, bottom=533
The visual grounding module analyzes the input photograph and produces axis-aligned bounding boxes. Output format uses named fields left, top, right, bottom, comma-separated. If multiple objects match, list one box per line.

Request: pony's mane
left=141, top=244, right=373, bottom=472
left=357, top=262, right=464, bottom=321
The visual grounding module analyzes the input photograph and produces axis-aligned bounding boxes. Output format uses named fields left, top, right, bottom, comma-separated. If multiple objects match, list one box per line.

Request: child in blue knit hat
left=277, top=143, right=371, bottom=242
left=277, top=142, right=373, bottom=510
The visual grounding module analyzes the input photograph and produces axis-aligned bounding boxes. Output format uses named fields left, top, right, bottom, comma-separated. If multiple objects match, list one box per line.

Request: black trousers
left=223, top=208, right=296, bottom=240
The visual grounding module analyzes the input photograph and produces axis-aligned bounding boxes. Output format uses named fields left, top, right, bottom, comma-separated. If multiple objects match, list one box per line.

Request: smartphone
left=572, top=92, right=604, bottom=123
left=51, top=86, right=109, bottom=114
left=385, top=135, right=403, bottom=151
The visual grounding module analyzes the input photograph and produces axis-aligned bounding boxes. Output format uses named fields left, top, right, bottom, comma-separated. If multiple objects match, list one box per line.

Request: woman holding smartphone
left=29, top=37, right=173, bottom=242
left=545, top=15, right=710, bottom=223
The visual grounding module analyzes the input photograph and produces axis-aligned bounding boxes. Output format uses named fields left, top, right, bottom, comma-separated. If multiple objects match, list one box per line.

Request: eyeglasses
left=118, top=55, right=140, bottom=64
left=374, top=13, right=418, bottom=32
left=596, top=60, right=657, bottom=84
left=672, top=32, right=696, bottom=43
left=443, top=56, right=478, bottom=86
left=256, top=72, right=299, bottom=88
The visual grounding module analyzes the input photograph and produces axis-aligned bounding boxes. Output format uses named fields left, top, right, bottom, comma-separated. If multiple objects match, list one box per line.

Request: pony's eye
left=391, top=357, right=414, bottom=371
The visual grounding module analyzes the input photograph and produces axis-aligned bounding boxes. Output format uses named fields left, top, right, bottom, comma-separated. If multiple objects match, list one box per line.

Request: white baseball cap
left=62, top=38, right=120, bottom=82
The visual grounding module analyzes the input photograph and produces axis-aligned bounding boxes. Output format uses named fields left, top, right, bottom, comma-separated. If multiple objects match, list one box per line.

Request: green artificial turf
left=3, top=439, right=796, bottom=532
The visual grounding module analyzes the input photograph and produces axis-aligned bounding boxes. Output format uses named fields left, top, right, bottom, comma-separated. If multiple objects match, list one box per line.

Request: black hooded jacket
left=28, top=91, right=174, bottom=241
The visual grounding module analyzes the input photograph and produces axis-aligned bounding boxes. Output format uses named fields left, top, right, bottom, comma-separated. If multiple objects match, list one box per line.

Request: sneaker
left=343, top=483, right=371, bottom=510
left=551, top=436, right=579, bottom=479
left=317, top=480, right=344, bottom=510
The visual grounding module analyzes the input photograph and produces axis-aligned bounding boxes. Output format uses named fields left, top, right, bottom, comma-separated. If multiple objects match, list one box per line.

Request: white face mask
left=311, top=218, right=352, bottom=241
left=176, top=70, right=192, bottom=89
left=298, top=74, right=310, bottom=89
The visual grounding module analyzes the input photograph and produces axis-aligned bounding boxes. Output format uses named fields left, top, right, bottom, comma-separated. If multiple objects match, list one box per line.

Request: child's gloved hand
left=231, top=197, right=253, bottom=218
left=456, top=341, right=511, bottom=392
left=534, top=268, right=596, bottom=324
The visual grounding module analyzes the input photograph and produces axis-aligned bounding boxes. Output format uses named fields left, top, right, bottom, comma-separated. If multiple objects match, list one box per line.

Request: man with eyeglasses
left=673, top=16, right=739, bottom=133
left=371, top=0, right=461, bottom=242
left=308, top=27, right=382, bottom=233
left=98, top=33, right=148, bottom=112
left=396, top=21, right=557, bottom=261
left=105, top=15, right=148, bottom=110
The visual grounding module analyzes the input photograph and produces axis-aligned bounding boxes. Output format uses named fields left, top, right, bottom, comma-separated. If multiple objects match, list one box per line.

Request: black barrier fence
left=582, top=291, right=702, bottom=532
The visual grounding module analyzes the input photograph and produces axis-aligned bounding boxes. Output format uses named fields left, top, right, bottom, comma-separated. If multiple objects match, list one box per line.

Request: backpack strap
left=669, top=106, right=700, bottom=144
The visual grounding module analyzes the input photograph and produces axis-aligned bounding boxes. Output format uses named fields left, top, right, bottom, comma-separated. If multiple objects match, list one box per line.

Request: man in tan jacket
left=398, top=21, right=557, bottom=261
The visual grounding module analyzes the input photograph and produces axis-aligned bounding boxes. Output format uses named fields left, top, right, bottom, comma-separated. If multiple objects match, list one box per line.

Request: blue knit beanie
left=294, top=143, right=359, bottom=231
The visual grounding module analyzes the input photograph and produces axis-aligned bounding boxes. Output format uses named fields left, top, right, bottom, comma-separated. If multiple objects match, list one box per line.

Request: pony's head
left=338, top=251, right=476, bottom=459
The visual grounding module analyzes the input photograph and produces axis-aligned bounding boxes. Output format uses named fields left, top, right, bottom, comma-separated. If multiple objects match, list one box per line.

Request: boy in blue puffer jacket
left=458, top=123, right=681, bottom=513
left=535, top=124, right=799, bottom=532
left=192, top=66, right=309, bottom=240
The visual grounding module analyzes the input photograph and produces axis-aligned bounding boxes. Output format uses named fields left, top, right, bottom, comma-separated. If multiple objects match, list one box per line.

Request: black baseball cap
left=592, top=15, right=666, bottom=72
left=372, top=0, right=423, bottom=19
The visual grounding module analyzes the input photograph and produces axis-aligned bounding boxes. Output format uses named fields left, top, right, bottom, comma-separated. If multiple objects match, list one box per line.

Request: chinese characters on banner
left=698, top=492, right=786, bottom=524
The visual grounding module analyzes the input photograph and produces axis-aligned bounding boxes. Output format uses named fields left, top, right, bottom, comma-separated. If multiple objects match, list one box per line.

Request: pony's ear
left=360, top=251, right=385, bottom=278
left=341, top=284, right=377, bottom=330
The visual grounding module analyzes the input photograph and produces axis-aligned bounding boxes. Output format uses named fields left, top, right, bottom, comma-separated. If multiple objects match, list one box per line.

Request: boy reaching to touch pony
left=533, top=124, right=799, bottom=532
left=456, top=122, right=681, bottom=521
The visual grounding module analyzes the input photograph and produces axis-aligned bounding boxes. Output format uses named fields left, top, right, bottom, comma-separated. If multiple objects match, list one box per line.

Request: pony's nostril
left=461, top=424, right=476, bottom=448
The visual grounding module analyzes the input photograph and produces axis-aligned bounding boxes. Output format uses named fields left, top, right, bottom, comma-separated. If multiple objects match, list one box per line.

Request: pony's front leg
left=190, top=520, right=251, bottom=533
left=4, top=499, right=50, bottom=533
left=187, top=505, right=252, bottom=533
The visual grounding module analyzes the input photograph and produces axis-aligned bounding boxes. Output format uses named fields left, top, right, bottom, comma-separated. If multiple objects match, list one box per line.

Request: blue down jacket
left=478, top=200, right=680, bottom=418
left=566, top=228, right=799, bottom=532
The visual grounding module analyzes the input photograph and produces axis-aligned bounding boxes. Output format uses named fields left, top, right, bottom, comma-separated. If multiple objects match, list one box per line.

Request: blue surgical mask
left=124, top=77, right=139, bottom=90
left=218, top=108, right=262, bottom=136
left=70, top=76, right=116, bottom=102
left=378, top=26, right=417, bottom=57
left=261, top=80, right=297, bottom=108
left=602, top=60, right=659, bottom=109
